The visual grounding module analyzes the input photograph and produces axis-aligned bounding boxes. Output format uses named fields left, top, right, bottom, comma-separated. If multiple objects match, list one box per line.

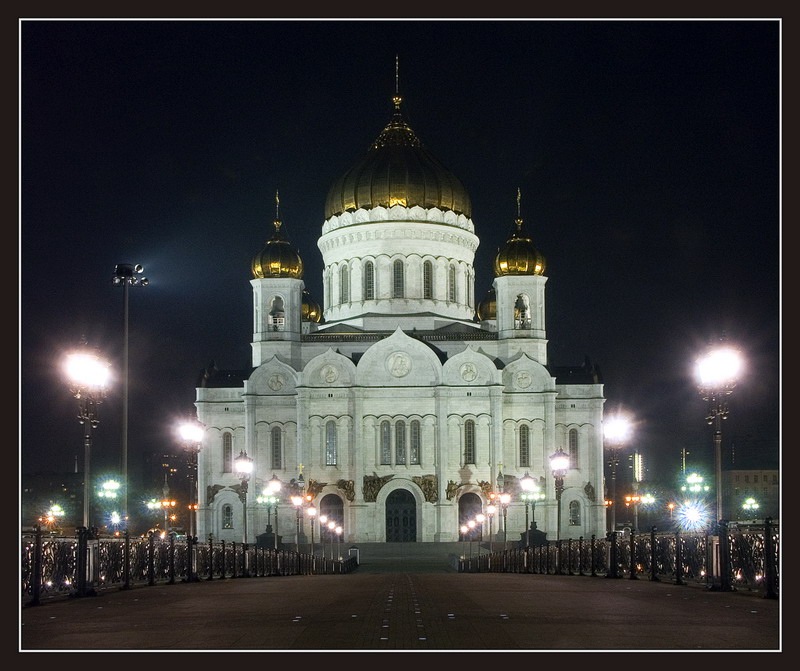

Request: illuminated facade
left=194, top=87, right=606, bottom=545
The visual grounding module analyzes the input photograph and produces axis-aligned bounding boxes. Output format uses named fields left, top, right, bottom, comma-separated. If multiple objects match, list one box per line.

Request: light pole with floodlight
left=112, top=263, right=148, bottom=529
left=549, top=447, right=569, bottom=544
left=604, top=414, right=632, bottom=533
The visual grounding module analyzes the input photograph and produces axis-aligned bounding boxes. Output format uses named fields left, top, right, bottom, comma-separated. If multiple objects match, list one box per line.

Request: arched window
left=519, top=425, right=530, bottom=468
left=364, top=261, right=375, bottom=300
left=340, top=265, right=349, bottom=304
left=223, top=432, right=233, bottom=473
left=380, top=420, right=392, bottom=465
left=569, top=500, right=581, bottom=526
left=448, top=264, right=456, bottom=302
left=395, top=420, right=407, bottom=465
left=423, top=260, right=433, bottom=299
left=271, top=427, right=282, bottom=470
left=269, top=296, right=285, bottom=332
left=410, top=420, right=421, bottom=465
left=464, top=419, right=476, bottom=465
left=222, top=504, right=234, bottom=529
left=569, top=428, right=579, bottom=468
left=393, top=260, right=405, bottom=298
left=325, top=420, right=337, bottom=466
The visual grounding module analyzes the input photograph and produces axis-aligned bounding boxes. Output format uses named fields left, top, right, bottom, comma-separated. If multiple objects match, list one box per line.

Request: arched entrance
left=385, top=489, right=416, bottom=542
left=458, top=492, right=483, bottom=540
left=319, top=493, right=344, bottom=548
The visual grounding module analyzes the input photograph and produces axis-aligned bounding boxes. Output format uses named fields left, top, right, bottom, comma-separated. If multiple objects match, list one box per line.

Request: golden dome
left=302, top=289, right=323, bottom=323
left=494, top=190, right=546, bottom=277
left=476, top=286, right=497, bottom=321
left=251, top=219, right=304, bottom=280
left=324, top=93, right=472, bottom=219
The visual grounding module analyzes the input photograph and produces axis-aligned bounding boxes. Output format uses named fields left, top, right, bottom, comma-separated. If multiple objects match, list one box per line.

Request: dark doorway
left=385, top=489, right=417, bottom=542
left=458, top=492, right=483, bottom=540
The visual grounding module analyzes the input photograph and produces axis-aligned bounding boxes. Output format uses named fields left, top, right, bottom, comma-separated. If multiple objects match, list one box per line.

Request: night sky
left=20, top=19, right=781, bottom=500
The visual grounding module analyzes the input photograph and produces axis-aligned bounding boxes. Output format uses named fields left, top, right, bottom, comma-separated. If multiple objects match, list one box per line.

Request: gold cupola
left=476, top=286, right=497, bottom=321
left=493, top=188, right=546, bottom=277
left=251, top=191, right=304, bottom=279
left=301, top=289, right=323, bottom=323
left=323, top=80, right=471, bottom=219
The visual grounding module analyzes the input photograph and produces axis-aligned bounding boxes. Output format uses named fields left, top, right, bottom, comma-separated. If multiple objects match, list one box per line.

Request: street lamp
left=695, top=340, right=743, bottom=524
left=112, top=263, right=148, bottom=529
left=177, top=419, right=204, bottom=540
left=519, top=472, right=544, bottom=547
left=64, top=342, right=111, bottom=529
left=549, top=447, right=569, bottom=543
left=486, top=502, right=497, bottom=553
left=499, top=493, right=511, bottom=550
left=742, top=497, right=760, bottom=520
left=604, top=414, right=632, bottom=533
left=327, top=519, right=336, bottom=559
left=475, top=512, right=485, bottom=555
left=257, top=473, right=282, bottom=550
left=307, top=505, right=317, bottom=556
left=234, top=450, right=254, bottom=544
left=624, top=494, right=641, bottom=532
left=335, top=524, right=343, bottom=560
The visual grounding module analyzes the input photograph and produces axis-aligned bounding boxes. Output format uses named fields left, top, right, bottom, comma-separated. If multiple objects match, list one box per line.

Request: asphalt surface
left=19, top=543, right=781, bottom=654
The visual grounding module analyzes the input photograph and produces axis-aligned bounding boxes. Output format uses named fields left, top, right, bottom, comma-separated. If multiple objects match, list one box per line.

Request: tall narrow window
left=271, top=426, right=282, bottom=470
left=223, top=432, right=233, bottom=473
left=380, top=420, right=392, bottom=464
left=423, top=260, right=433, bottom=299
left=395, top=420, right=407, bottom=465
left=393, top=260, right=405, bottom=298
left=569, top=500, right=581, bottom=526
left=410, top=420, right=421, bottom=464
left=325, top=268, right=332, bottom=308
left=448, top=264, right=456, bottom=302
left=464, top=419, right=476, bottom=465
left=222, top=504, right=233, bottom=529
left=325, top=420, right=338, bottom=466
left=568, top=428, right=579, bottom=468
left=519, top=425, right=530, bottom=468
left=340, top=265, right=349, bottom=304
left=364, top=261, right=375, bottom=300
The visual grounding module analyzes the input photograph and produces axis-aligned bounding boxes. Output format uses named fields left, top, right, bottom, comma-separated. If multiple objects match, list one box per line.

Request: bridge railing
left=458, top=518, right=779, bottom=598
left=21, top=527, right=358, bottom=607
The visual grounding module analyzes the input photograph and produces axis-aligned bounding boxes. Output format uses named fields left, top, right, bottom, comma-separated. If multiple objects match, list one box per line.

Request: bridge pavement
left=20, top=542, right=781, bottom=654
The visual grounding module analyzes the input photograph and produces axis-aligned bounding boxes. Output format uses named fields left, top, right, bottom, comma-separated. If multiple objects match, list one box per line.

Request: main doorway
left=385, top=489, right=417, bottom=542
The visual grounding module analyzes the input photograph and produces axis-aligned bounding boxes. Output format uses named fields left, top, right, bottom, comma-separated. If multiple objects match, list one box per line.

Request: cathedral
left=193, top=84, right=607, bottom=547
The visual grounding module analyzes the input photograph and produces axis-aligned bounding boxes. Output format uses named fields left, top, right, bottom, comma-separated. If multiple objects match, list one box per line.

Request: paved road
left=20, top=543, right=781, bottom=653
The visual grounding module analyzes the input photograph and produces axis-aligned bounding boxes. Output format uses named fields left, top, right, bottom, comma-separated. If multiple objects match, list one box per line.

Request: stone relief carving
left=584, top=481, right=596, bottom=502
left=306, top=479, right=327, bottom=498
left=413, top=474, right=438, bottom=503
left=446, top=480, right=461, bottom=501
left=478, top=480, right=493, bottom=498
left=337, top=479, right=355, bottom=502
left=207, top=484, right=225, bottom=505
left=363, top=473, right=394, bottom=502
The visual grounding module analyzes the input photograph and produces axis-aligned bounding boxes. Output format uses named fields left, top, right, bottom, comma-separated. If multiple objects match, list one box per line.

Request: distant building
left=723, top=469, right=779, bottom=522
left=193, top=83, right=608, bottom=545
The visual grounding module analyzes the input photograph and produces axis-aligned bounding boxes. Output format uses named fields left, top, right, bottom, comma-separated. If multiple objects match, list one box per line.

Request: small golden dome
left=494, top=190, right=546, bottom=277
left=252, top=193, right=304, bottom=279
left=476, top=286, right=497, bottom=321
left=302, top=289, right=323, bottom=323
left=324, top=93, right=471, bottom=219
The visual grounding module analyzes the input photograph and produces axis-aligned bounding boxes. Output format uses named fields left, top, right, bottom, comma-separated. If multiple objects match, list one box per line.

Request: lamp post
left=549, top=447, right=569, bottom=543
left=695, top=340, right=743, bottom=525
left=335, top=524, right=343, bottom=560
left=257, top=474, right=281, bottom=549
left=64, top=342, right=111, bottom=529
left=291, top=494, right=304, bottom=553
left=624, top=494, right=641, bottom=532
left=603, top=414, right=632, bottom=533
left=112, top=263, right=148, bottom=530
left=307, top=505, right=317, bottom=556
left=519, top=472, right=544, bottom=548
left=177, top=419, right=204, bottom=540
left=499, top=493, right=511, bottom=550
left=742, top=497, right=759, bottom=520
left=486, top=503, right=497, bottom=553
left=495, top=466, right=507, bottom=546
left=233, top=450, right=254, bottom=544
left=327, top=519, right=336, bottom=560
left=475, top=513, right=485, bottom=556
